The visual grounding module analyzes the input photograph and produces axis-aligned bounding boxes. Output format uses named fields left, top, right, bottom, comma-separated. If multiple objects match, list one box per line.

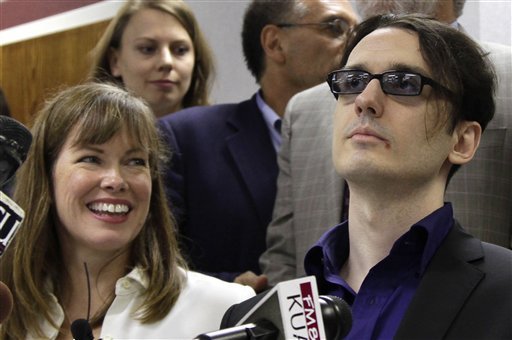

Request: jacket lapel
left=395, top=224, right=485, bottom=339
left=225, top=96, right=279, bottom=225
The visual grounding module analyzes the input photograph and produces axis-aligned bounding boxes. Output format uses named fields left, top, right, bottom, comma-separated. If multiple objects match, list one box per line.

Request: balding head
left=353, top=0, right=465, bottom=23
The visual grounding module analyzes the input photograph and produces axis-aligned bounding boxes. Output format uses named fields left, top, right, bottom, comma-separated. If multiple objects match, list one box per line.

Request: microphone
left=70, top=263, right=94, bottom=340
left=0, top=281, right=13, bottom=324
left=195, top=319, right=278, bottom=340
left=319, top=295, right=352, bottom=340
left=0, top=116, right=32, bottom=186
left=0, top=116, right=31, bottom=323
left=0, top=192, right=23, bottom=323
left=0, top=191, right=25, bottom=257
left=195, top=277, right=352, bottom=340
left=71, top=319, right=94, bottom=340
left=0, top=116, right=31, bottom=255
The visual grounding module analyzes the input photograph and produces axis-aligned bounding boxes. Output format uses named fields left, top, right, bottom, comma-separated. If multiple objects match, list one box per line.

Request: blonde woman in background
left=90, top=0, right=214, bottom=117
left=0, top=83, right=254, bottom=339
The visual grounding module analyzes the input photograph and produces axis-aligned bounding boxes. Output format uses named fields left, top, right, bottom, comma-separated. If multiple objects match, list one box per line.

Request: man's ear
left=260, top=25, right=286, bottom=64
left=108, top=47, right=122, bottom=77
left=448, top=121, right=482, bottom=166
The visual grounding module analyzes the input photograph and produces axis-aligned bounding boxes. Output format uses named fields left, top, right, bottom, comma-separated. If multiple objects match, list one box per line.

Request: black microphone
left=195, top=295, right=352, bottom=340
left=70, top=263, right=95, bottom=340
left=71, top=319, right=94, bottom=340
left=0, top=115, right=32, bottom=186
left=0, top=281, right=13, bottom=324
left=195, top=319, right=278, bottom=340
left=320, top=295, right=352, bottom=340
left=195, top=277, right=352, bottom=340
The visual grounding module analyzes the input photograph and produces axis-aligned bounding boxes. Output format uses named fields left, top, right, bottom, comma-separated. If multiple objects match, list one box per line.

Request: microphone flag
left=237, top=276, right=326, bottom=340
left=0, top=190, right=24, bottom=257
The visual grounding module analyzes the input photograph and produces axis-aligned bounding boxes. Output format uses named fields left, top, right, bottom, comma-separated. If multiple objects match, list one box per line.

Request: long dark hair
left=339, top=14, right=496, bottom=181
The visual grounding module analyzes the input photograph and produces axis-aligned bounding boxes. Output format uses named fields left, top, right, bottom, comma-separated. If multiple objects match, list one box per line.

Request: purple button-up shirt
left=304, top=203, right=454, bottom=340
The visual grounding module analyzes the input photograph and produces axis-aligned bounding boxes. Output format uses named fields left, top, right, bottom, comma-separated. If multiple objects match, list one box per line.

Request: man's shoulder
left=220, top=290, right=270, bottom=328
left=184, top=270, right=256, bottom=298
left=288, top=83, right=334, bottom=108
left=480, top=241, right=512, bottom=268
left=157, top=98, right=261, bottom=139
left=479, top=41, right=512, bottom=56
left=159, top=97, right=257, bottom=126
left=479, top=41, right=512, bottom=75
left=285, top=83, right=337, bottom=127
left=442, top=224, right=511, bottom=272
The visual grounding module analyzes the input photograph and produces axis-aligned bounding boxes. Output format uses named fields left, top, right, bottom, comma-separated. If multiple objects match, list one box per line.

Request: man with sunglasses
left=255, top=0, right=512, bottom=290
left=158, top=0, right=357, bottom=285
left=221, top=14, right=512, bottom=339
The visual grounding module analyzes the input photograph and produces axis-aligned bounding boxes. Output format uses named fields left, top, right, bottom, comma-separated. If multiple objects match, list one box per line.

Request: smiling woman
left=89, top=0, right=215, bottom=117
left=52, top=124, right=152, bottom=252
left=0, top=82, right=255, bottom=340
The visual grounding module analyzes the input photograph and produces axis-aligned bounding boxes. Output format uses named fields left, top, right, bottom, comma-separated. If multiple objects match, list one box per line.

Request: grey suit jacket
left=260, top=42, right=512, bottom=284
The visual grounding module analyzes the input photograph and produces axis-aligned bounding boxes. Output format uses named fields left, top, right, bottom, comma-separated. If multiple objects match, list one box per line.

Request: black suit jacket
left=158, top=95, right=278, bottom=281
left=221, top=224, right=512, bottom=339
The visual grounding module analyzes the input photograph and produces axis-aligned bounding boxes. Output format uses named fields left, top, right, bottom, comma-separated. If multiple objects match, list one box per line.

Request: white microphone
left=0, top=190, right=24, bottom=257
left=195, top=276, right=352, bottom=340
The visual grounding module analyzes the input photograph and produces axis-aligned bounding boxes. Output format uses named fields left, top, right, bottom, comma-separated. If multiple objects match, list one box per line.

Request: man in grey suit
left=235, top=0, right=512, bottom=288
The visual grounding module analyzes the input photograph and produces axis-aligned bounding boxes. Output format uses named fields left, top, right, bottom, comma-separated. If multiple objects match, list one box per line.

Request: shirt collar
left=33, top=267, right=150, bottom=339
left=409, top=202, right=454, bottom=273
left=305, top=203, right=454, bottom=282
left=255, top=90, right=282, bottom=151
left=115, top=266, right=149, bottom=295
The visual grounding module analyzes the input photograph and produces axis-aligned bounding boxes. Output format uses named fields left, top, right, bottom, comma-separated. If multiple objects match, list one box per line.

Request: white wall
left=186, top=1, right=257, bottom=104
left=459, top=0, right=512, bottom=45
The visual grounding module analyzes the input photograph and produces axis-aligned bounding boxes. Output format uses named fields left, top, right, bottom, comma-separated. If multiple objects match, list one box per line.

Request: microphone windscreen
left=0, top=116, right=32, bottom=163
left=320, top=295, right=353, bottom=340
left=0, top=281, right=13, bottom=323
left=70, top=318, right=94, bottom=340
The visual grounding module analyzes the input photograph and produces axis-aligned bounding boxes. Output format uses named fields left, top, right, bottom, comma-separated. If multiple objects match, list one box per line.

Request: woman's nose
left=159, top=47, right=174, bottom=72
left=100, top=169, right=128, bottom=192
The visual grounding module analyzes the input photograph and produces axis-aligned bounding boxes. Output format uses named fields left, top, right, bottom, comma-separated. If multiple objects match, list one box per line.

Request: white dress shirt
left=29, top=267, right=255, bottom=339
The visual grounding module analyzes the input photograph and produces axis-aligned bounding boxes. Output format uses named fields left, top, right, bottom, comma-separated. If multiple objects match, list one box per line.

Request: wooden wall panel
left=1, top=0, right=102, bottom=30
left=0, top=20, right=110, bottom=126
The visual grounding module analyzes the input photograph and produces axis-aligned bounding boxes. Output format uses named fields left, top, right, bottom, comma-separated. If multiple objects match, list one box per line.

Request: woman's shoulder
left=182, top=270, right=255, bottom=302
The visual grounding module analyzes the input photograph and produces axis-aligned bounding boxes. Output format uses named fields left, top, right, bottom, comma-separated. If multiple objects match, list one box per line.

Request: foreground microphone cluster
left=0, top=115, right=31, bottom=257
left=195, top=277, right=352, bottom=340
left=0, top=116, right=32, bottom=324
left=68, top=277, right=351, bottom=340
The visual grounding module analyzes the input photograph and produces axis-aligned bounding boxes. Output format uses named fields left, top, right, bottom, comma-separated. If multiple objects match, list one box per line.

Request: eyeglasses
left=276, top=18, right=350, bottom=36
left=327, top=69, right=451, bottom=99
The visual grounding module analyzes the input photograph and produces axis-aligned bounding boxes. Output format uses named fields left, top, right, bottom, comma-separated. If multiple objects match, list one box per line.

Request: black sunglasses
left=276, top=18, right=350, bottom=36
left=326, top=69, right=452, bottom=99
